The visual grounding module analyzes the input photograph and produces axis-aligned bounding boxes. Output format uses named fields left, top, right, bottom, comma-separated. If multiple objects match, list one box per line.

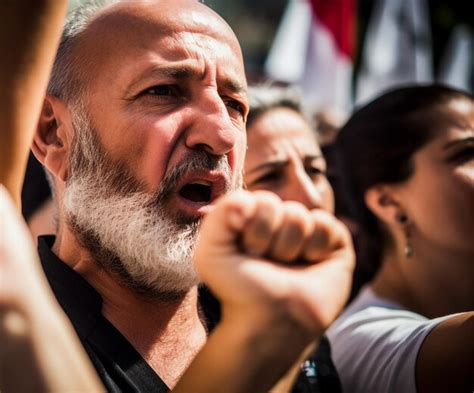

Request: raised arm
left=174, top=190, right=354, bottom=393
left=0, top=3, right=104, bottom=391
left=0, top=0, right=66, bottom=206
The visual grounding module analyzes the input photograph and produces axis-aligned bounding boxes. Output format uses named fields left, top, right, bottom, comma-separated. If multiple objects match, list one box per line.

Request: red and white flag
left=265, top=0, right=355, bottom=112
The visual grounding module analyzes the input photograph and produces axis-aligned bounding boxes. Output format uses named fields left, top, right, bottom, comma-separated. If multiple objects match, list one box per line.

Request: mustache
left=151, top=151, right=232, bottom=207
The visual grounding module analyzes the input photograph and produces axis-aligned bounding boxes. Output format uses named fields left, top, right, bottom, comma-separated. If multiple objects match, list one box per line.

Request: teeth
left=189, top=180, right=211, bottom=186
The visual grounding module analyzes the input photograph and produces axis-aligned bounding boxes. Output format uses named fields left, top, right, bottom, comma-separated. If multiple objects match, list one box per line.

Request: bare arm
left=0, top=3, right=103, bottom=391
left=416, top=312, right=474, bottom=393
left=0, top=0, right=66, bottom=207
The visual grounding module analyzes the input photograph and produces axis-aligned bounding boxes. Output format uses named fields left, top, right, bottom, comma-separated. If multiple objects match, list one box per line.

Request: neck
left=372, top=237, right=474, bottom=318
left=53, top=226, right=207, bottom=389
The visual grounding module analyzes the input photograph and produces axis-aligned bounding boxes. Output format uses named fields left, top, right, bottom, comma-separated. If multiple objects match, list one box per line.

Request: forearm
left=174, top=312, right=318, bottom=393
left=269, top=342, right=317, bottom=393
left=0, top=0, right=67, bottom=206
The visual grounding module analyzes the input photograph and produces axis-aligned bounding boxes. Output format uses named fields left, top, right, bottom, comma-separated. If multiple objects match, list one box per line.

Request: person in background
left=327, top=85, right=474, bottom=393
left=245, top=86, right=366, bottom=305
left=245, top=86, right=334, bottom=212
left=245, top=85, right=343, bottom=393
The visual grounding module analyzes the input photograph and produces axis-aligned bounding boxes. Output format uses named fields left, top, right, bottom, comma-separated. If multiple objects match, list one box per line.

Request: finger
left=268, top=201, right=312, bottom=263
left=303, top=209, right=350, bottom=262
left=241, top=191, right=283, bottom=256
left=197, top=190, right=256, bottom=249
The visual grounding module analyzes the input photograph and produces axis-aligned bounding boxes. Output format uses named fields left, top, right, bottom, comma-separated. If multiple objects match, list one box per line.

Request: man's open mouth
left=179, top=181, right=212, bottom=203
left=176, top=172, right=228, bottom=207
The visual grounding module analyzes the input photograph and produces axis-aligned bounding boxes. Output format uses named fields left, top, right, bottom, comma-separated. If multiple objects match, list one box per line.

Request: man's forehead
left=84, top=0, right=241, bottom=54
left=74, top=0, right=245, bottom=88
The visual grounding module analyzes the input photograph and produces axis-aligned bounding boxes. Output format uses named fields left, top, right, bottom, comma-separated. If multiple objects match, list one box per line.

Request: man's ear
left=32, top=96, right=73, bottom=182
left=364, top=185, right=404, bottom=227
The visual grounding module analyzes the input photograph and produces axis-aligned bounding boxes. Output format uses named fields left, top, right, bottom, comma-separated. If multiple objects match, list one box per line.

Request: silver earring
left=396, top=212, right=413, bottom=258
left=404, top=227, right=413, bottom=258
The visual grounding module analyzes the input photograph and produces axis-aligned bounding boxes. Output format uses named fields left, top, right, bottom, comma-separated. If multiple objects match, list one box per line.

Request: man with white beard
left=31, top=0, right=354, bottom=391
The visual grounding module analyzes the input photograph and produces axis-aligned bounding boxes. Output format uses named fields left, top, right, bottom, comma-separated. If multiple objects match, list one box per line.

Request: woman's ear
left=364, top=185, right=403, bottom=227
left=32, top=96, right=72, bottom=183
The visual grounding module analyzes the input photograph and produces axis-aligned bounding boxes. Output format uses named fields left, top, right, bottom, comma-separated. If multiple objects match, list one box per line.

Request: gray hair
left=47, top=0, right=122, bottom=105
left=247, top=85, right=307, bottom=128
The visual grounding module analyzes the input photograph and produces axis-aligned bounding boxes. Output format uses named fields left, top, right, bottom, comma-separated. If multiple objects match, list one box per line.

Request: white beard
left=64, top=175, right=200, bottom=295
left=62, top=110, right=236, bottom=297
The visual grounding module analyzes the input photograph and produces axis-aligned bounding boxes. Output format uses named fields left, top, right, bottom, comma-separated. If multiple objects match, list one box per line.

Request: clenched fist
left=194, top=190, right=355, bottom=341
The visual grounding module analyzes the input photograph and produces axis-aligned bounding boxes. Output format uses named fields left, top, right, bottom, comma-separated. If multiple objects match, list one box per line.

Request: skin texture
left=365, top=97, right=474, bottom=393
left=32, top=1, right=355, bottom=391
left=245, top=107, right=334, bottom=212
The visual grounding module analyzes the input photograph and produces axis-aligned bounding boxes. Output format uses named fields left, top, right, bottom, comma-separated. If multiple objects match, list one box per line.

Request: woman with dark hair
left=326, top=85, right=474, bottom=393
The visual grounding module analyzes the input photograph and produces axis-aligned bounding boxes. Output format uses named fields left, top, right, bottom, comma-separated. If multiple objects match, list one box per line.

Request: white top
left=326, top=286, right=451, bottom=393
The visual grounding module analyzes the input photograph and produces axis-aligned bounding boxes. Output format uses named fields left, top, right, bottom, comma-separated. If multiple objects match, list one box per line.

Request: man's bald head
left=48, top=0, right=243, bottom=107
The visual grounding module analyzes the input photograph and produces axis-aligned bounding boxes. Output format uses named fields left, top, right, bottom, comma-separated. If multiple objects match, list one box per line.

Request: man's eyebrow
left=221, top=79, right=247, bottom=95
left=125, top=65, right=247, bottom=95
left=125, top=65, right=193, bottom=94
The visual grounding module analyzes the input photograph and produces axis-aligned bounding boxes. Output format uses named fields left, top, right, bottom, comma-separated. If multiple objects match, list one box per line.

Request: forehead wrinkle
left=170, top=31, right=246, bottom=89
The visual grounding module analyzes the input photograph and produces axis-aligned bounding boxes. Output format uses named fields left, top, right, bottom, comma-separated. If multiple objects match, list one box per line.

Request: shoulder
left=326, top=287, right=449, bottom=393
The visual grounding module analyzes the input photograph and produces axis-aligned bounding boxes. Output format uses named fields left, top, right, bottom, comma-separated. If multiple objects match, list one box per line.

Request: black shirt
left=38, top=236, right=341, bottom=393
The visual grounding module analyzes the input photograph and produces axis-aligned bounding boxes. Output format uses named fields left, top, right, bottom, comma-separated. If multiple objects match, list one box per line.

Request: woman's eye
left=255, top=171, right=282, bottom=184
left=306, top=166, right=326, bottom=177
left=452, top=147, right=474, bottom=163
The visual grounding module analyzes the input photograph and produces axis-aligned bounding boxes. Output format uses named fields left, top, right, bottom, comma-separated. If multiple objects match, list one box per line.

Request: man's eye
left=224, top=98, right=245, bottom=117
left=143, top=85, right=178, bottom=97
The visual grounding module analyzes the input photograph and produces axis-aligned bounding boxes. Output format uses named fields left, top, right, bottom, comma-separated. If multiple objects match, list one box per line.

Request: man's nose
left=184, top=90, right=237, bottom=156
